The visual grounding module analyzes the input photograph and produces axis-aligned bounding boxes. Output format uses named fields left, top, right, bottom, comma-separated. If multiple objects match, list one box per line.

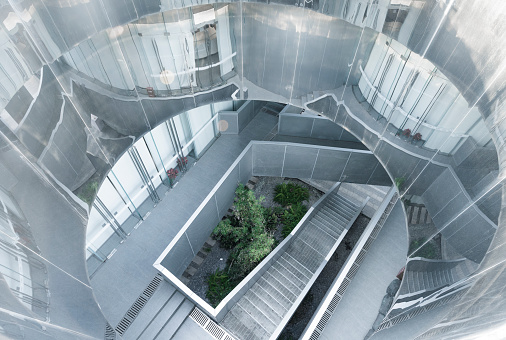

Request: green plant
left=274, top=183, right=309, bottom=206
left=263, top=207, right=279, bottom=233
left=395, top=177, right=405, bottom=191
left=409, top=238, right=438, bottom=259
left=208, top=184, right=279, bottom=303
left=212, top=218, right=247, bottom=249
left=281, top=203, right=308, bottom=238
left=232, top=232, right=275, bottom=279
left=206, top=269, right=235, bottom=307
left=233, top=184, right=266, bottom=235
left=77, top=181, right=98, bottom=205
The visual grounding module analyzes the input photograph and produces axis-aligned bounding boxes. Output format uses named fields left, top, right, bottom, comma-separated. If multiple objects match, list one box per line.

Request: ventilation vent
left=105, top=323, right=116, bottom=340
left=115, top=274, right=163, bottom=335
left=189, top=308, right=236, bottom=340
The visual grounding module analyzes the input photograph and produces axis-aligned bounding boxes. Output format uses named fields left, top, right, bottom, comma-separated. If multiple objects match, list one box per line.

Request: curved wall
left=0, top=1, right=504, bottom=339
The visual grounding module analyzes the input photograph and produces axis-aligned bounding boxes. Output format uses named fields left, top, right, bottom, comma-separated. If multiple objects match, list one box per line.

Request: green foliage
left=409, top=238, right=438, bottom=259
left=281, top=203, right=308, bottom=238
left=209, top=184, right=276, bottom=303
left=395, top=177, right=405, bottom=192
left=212, top=219, right=248, bottom=249
left=263, top=207, right=279, bottom=233
left=77, top=181, right=98, bottom=205
left=206, top=269, right=235, bottom=308
left=274, top=183, right=309, bottom=206
left=232, top=232, right=275, bottom=279
left=233, top=183, right=266, bottom=235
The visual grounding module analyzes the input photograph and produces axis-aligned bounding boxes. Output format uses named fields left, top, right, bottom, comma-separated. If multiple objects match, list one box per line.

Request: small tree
left=212, top=219, right=247, bottom=249
left=233, top=183, right=266, bottom=235
left=232, top=232, right=275, bottom=278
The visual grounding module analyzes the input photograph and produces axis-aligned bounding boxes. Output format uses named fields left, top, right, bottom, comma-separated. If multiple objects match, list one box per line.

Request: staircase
left=220, top=191, right=364, bottom=340
left=336, top=183, right=389, bottom=218
left=405, top=203, right=432, bottom=225
left=398, top=258, right=477, bottom=296
left=122, top=281, right=194, bottom=340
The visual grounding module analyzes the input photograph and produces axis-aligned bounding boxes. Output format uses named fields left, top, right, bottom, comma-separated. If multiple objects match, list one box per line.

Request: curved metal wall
left=0, top=1, right=504, bottom=339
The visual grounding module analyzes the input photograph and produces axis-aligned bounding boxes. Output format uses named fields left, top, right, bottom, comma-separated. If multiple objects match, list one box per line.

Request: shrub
left=263, top=207, right=279, bottom=233
left=212, top=219, right=247, bottom=249
left=232, top=232, right=275, bottom=278
left=281, top=203, right=308, bottom=238
left=234, top=184, right=266, bottom=235
left=395, top=177, right=405, bottom=191
left=274, top=183, right=309, bottom=206
left=77, top=181, right=98, bottom=205
left=206, top=269, right=235, bottom=307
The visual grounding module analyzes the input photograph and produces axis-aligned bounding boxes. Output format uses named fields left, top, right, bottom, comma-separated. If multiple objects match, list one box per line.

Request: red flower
left=167, top=168, right=179, bottom=179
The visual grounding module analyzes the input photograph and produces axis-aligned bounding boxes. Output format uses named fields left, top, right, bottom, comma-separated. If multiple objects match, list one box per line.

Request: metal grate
left=115, top=274, right=163, bottom=335
left=327, top=294, right=341, bottom=313
left=105, top=323, right=116, bottom=340
left=189, top=308, right=236, bottom=340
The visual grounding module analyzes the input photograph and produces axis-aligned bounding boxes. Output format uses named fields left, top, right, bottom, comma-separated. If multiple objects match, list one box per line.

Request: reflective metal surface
left=0, top=0, right=503, bottom=339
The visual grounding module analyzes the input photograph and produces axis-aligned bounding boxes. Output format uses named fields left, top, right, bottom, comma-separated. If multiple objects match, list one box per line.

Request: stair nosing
left=259, top=277, right=295, bottom=305
left=278, top=255, right=312, bottom=281
left=273, top=261, right=307, bottom=287
left=248, top=288, right=287, bottom=318
left=283, top=253, right=314, bottom=277
left=270, top=265, right=305, bottom=292
left=240, top=295, right=278, bottom=328
left=253, top=284, right=290, bottom=312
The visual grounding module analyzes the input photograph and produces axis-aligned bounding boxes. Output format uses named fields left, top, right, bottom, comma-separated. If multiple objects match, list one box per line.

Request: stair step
left=426, top=271, right=434, bottom=290
left=256, top=278, right=293, bottom=309
left=239, top=297, right=277, bottom=333
left=123, top=283, right=176, bottom=339
left=271, top=261, right=307, bottom=289
left=309, top=220, right=341, bottom=241
left=420, top=272, right=427, bottom=291
left=444, top=268, right=453, bottom=283
left=153, top=299, right=194, bottom=340
left=326, top=198, right=356, bottom=217
left=298, top=226, right=336, bottom=255
left=287, top=239, right=325, bottom=273
left=408, top=272, right=420, bottom=293
left=339, top=184, right=386, bottom=201
left=331, top=194, right=359, bottom=210
left=260, top=274, right=298, bottom=303
left=311, top=216, right=344, bottom=237
left=247, top=289, right=287, bottom=320
left=326, top=198, right=356, bottom=218
left=223, top=309, right=266, bottom=340
left=279, top=254, right=312, bottom=281
left=318, top=206, right=349, bottom=225
left=138, top=292, right=186, bottom=340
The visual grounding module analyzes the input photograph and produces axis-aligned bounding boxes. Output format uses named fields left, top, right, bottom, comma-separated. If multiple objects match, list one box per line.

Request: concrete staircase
left=405, top=203, right=432, bottom=225
left=220, top=192, right=362, bottom=340
left=398, top=258, right=477, bottom=296
left=122, top=281, right=194, bottom=340
left=337, top=183, right=389, bottom=218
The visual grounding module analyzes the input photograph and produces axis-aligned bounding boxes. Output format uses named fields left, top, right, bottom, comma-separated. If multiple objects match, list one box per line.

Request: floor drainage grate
left=105, top=323, right=116, bottom=340
left=115, top=274, right=163, bottom=336
left=189, top=308, right=236, bottom=340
